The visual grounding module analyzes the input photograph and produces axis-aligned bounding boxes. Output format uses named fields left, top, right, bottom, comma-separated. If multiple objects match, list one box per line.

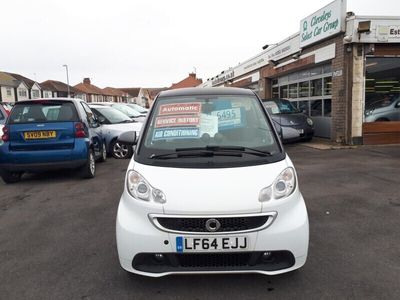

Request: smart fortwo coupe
left=116, top=87, right=309, bottom=277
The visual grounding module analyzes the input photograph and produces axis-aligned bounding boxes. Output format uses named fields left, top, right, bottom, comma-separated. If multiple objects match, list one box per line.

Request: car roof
left=13, top=98, right=82, bottom=105
left=88, top=104, right=110, bottom=108
left=158, top=87, right=256, bottom=98
left=90, top=102, right=114, bottom=106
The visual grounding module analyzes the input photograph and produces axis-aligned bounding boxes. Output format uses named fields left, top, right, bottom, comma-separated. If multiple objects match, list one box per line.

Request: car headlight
left=127, top=170, right=166, bottom=203
left=365, top=109, right=373, bottom=116
left=306, top=117, right=313, bottom=126
left=259, top=167, right=296, bottom=202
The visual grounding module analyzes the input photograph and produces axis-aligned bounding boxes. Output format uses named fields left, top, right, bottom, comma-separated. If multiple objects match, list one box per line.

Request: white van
left=116, top=87, right=309, bottom=277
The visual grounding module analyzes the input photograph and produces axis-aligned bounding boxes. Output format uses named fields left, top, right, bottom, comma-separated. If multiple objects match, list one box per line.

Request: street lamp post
left=62, top=64, right=70, bottom=97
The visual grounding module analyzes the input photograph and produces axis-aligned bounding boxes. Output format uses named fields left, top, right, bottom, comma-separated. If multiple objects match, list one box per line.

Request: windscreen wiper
left=176, top=145, right=272, bottom=157
left=149, top=146, right=272, bottom=160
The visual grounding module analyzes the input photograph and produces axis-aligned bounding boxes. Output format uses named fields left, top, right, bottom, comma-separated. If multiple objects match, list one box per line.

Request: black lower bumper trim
left=132, top=251, right=295, bottom=274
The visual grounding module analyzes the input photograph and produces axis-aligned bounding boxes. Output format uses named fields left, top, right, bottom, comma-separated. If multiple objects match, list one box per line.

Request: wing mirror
left=97, top=116, right=106, bottom=124
left=117, top=131, right=137, bottom=145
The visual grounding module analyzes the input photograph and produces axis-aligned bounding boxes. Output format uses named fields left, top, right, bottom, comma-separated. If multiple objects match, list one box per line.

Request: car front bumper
left=116, top=189, right=309, bottom=277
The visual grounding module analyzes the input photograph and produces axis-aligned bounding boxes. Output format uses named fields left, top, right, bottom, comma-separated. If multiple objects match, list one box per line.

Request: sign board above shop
left=300, top=0, right=347, bottom=48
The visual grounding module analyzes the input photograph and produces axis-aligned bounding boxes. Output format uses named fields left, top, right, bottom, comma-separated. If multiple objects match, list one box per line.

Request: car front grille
left=132, top=251, right=295, bottom=273
left=155, top=215, right=271, bottom=233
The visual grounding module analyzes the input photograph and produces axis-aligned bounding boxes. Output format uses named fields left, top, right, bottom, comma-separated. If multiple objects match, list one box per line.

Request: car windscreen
left=128, top=104, right=147, bottom=113
left=8, top=101, right=79, bottom=124
left=112, top=104, right=141, bottom=117
left=0, top=109, right=5, bottom=123
left=264, top=99, right=299, bottom=114
left=91, top=107, right=132, bottom=124
left=136, top=95, right=283, bottom=168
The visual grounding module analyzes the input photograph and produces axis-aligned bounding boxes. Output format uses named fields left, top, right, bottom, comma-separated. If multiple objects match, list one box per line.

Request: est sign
left=300, top=0, right=346, bottom=48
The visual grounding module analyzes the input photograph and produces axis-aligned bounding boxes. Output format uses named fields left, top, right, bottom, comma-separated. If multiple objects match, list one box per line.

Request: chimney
left=83, top=78, right=91, bottom=85
left=189, top=73, right=196, bottom=78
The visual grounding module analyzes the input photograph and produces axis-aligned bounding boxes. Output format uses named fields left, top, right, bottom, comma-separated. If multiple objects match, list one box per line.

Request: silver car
left=365, top=95, right=400, bottom=122
left=89, top=105, right=142, bottom=159
left=92, top=102, right=146, bottom=123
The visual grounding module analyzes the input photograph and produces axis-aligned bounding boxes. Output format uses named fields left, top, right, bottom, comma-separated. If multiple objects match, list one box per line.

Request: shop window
left=298, top=101, right=309, bottom=115
left=272, top=86, right=279, bottom=98
left=289, top=83, right=298, bottom=98
left=299, top=70, right=310, bottom=79
left=272, top=79, right=278, bottom=85
left=310, top=100, right=322, bottom=116
left=323, top=77, right=332, bottom=95
left=280, top=85, right=288, bottom=98
left=310, top=66, right=322, bottom=77
left=299, top=81, right=309, bottom=97
left=288, top=73, right=298, bottom=81
left=365, top=57, right=400, bottom=123
left=278, top=75, right=288, bottom=85
left=323, top=64, right=332, bottom=74
left=311, top=79, right=322, bottom=96
left=324, top=99, right=332, bottom=117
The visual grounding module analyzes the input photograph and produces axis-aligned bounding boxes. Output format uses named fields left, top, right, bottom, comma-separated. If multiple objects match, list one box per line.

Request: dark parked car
left=262, top=98, right=314, bottom=143
left=0, top=98, right=107, bottom=183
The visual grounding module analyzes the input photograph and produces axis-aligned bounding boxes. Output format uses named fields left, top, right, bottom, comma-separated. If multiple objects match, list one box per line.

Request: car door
left=80, top=102, right=103, bottom=157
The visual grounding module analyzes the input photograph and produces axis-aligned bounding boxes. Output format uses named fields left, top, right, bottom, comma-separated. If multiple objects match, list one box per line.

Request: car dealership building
left=200, top=0, right=400, bottom=145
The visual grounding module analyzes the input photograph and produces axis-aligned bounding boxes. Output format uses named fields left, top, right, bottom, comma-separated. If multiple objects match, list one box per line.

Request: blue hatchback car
left=0, top=98, right=107, bottom=183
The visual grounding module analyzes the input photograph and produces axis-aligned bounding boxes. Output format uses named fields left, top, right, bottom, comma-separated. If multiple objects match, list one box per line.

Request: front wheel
left=80, top=149, right=96, bottom=179
left=111, top=140, right=133, bottom=159
left=98, top=142, right=107, bottom=163
left=1, top=171, right=23, bottom=184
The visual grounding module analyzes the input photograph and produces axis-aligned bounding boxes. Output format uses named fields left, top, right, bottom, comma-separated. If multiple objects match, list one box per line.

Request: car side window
left=81, top=102, right=98, bottom=127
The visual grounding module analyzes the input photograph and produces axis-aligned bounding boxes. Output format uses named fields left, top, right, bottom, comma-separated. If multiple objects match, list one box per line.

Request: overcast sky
left=0, top=0, right=398, bottom=88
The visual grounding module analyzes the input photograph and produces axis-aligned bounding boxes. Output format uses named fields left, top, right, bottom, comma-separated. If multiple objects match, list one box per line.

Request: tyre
left=1, top=171, right=23, bottom=184
left=98, top=142, right=107, bottom=163
left=110, top=140, right=133, bottom=159
left=80, top=149, right=96, bottom=179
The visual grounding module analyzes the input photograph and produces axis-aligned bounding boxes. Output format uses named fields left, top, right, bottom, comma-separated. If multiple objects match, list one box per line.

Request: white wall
left=1, top=86, right=16, bottom=102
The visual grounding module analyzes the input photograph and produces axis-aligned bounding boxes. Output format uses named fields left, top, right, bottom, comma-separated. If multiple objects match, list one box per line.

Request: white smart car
left=116, top=87, right=309, bottom=277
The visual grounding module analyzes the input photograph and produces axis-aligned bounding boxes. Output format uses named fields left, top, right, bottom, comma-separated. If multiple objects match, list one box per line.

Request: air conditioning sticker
left=153, top=127, right=200, bottom=140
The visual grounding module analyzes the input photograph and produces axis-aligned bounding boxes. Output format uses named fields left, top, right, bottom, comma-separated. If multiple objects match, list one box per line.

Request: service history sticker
left=155, top=115, right=200, bottom=128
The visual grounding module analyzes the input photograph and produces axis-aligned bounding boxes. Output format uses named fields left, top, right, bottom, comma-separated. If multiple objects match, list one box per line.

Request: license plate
left=176, top=236, right=248, bottom=253
left=24, top=131, right=56, bottom=140
left=298, top=129, right=304, bottom=134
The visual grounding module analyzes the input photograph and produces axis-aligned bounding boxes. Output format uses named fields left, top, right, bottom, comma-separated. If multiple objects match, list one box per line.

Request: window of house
left=280, top=85, right=288, bottom=98
left=289, top=83, right=298, bottom=98
left=311, top=79, right=322, bottom=96
left=18, top=89, right=27, bottom=97
left=310, top=100, right=322, bottom=116
left=298, top=101, right=309, bottom=115
left=324, top=99, right=332, bottom=117
left=272, top=86, right=279, bottom=98
left=32, top=90, right=40, bottom=98
left=6, top=88, right=12, bottom=96
left=299, top=81, right=310, bottom=97
left=323, top=77, right=332, bottom=95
